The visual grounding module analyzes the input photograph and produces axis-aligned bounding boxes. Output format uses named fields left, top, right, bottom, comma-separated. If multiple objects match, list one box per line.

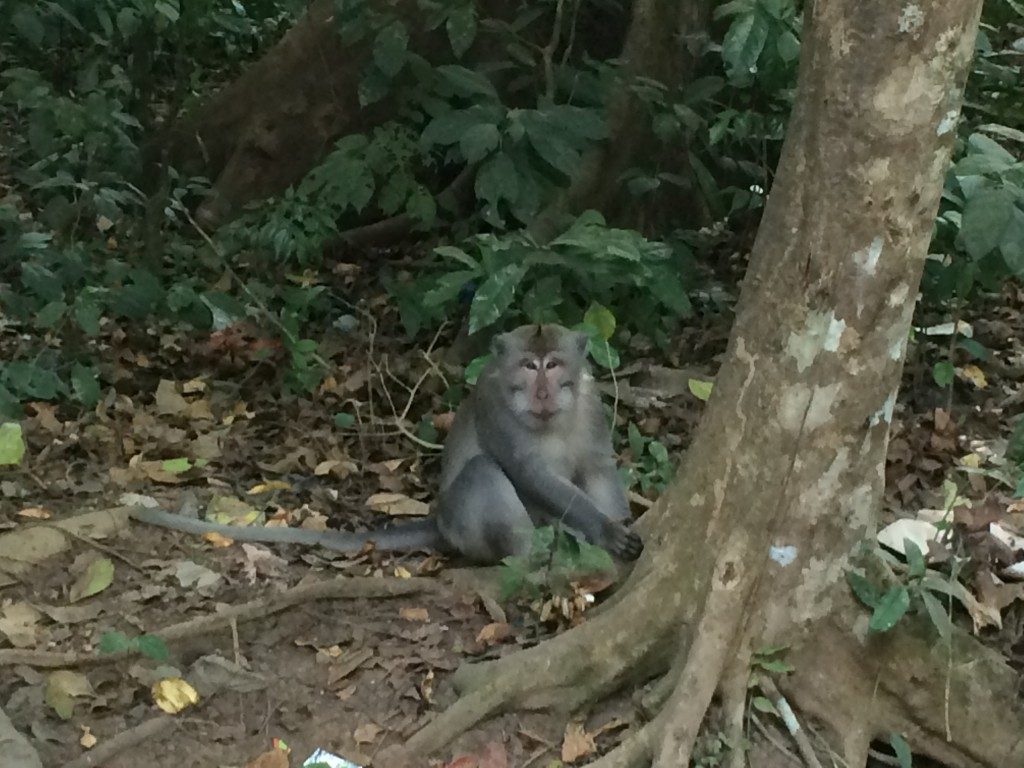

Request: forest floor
left=1, top=253, right=1023, bottom=768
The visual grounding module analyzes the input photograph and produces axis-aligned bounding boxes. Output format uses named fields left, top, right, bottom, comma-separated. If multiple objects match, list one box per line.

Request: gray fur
left=131, top=323, right=642, bottom=564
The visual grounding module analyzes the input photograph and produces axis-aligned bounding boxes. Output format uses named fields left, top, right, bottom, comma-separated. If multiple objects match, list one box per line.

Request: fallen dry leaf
left=475, top=622, right=513, bottom=647
left=152, top=677, right=199, bottom=713
left=244, top=744, right=289, bottom=768
left=16, top=506, right=51, bottom=519
left=79, top=725, right=97, bottom=749
left=561, top=720, right=596, bottom=763
left=354, top=722, right=383, bottom=744
left=366, top=492, right=430, bottom=517
left=399, top=607, right=429, bottom=622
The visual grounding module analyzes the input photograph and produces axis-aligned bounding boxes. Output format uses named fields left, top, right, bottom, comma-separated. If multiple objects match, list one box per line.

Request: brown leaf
left=366, top=492, right=430, bottom=517
left=475, top=622, right=512, bottom=647
left=244, top=746, right=289, bottom=768
left=154, top=380, right=189, bottom=416
left=400, top=607, right=429, bottom=622
left=354, top=722, right=383, bottom=744
left=561, top=721, right=596, bottom=763
left=478, top=741, right=508, bottom=768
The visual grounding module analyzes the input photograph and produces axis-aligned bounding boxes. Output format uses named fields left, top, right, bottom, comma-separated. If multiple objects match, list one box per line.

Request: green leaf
left=435, top=64, right=498, bottom=99
left=1000, top=208, right=1024, bottom=277
left=903, top=538, right=926, bottom=579
left=434, top=245, right=480, bottom=269
left=35, top=300, right=67, bottom=329
left=846, top=570, right=880, bottom=608
left=69, top=557, right=115, bottom=602
left=475, top=152, right=520, bottom=209
left=469, top=263, right=526, bottom=334
left=889, top=733, right=913, bottom=768
left=722, top=10, right=769, bottom=79
left=960, top=188, right=1014, bottom=259
left=373, top=21, right=409, bottom=77
left=750, top=696, right=778, bottom=715
left=446, top=4, right=477, bottom=57
left=0, top=423, right=27, bottom=466
left=588, top=340, right=620, bottom=370
left=583, top=303, right=616, bottom=341
left=358, top=64, right=391, bottom=106
left=97, top=631, right=132, bottom=655
left=869, top=586, right=911, bottom=633
left=334, top=412, right=356, bottom=429
left=459, top=123, right=501, bottom=163
left=756, top=659, right=794, bottom=674
left=464, top=354, right=490, bottom=385
left=776, top=30, right=800, bottom=62
left=421, top=106, right=503, bottom=147
left=932, top=361, right=955, bottom=387
left=919, top=590, right=952, bottom=643
left=161, top=457, right=192, bottom=474
left=71, top=364, right=101, bottom=407
left=73, top=295, right=102, bottom=336
left=154, top=0, right=180, bottom=22
left=135, top=634, right=169, bottom=662
left=688, top=379, right=714, bottom=401
left=11, top=7, right=46, bottom=46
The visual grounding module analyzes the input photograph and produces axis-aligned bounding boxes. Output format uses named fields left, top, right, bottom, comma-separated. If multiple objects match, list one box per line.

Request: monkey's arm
left=129, top=507, right=447, bottom=553
left=501, top=456, right=642, bottom=560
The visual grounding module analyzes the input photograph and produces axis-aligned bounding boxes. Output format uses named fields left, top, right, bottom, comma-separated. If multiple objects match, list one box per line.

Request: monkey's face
left=493, top=325, right=588, bottom=429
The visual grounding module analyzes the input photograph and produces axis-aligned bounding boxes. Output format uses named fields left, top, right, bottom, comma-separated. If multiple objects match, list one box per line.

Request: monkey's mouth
left=530, top=410, right=556, bottom=422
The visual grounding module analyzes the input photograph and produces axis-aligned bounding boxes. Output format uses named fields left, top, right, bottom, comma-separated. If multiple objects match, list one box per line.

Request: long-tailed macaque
left=132, top=324, right=642, bottom=564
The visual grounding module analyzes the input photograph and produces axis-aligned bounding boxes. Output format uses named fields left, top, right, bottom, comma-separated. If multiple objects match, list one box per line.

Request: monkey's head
left=490, top=324, right=589, bottom=428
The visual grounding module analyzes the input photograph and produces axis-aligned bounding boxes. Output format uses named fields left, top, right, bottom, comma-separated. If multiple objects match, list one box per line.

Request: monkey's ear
left=570, top=331, right=589, bottom=357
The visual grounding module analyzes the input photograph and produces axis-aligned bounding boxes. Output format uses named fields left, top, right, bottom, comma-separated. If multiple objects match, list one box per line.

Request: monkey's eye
left=523, top=360, right=539, bottom=371
left=545, top=359, right=560, bottom=370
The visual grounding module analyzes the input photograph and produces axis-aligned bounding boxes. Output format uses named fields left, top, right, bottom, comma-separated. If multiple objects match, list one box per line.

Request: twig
left=64, top=716, right=176, bottom=768
left=0, top=575, right=439, bottom=669
left=541, top=0, right=566, bottom=100
left=628, top=491, right=654, bottom=509
left=760, top=677, right=823, bottom=768
left=39, top=523, right=143, bottom=571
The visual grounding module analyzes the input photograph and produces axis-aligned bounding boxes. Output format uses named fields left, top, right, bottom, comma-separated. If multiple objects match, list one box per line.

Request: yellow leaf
left=248, top=480, right=291, bottom=494
left=152, top=677, right=199, bottom=713
left=45, top=671, right=94, bottom=720
left=203, top=531, right=235, bottom=548
left=393, top=566, right=412, bottom=579
left=959, top=453, right=982, bottom=468
left=956, top=364, right=987, bottom=389
left=207, top=495, right=263, bottom=527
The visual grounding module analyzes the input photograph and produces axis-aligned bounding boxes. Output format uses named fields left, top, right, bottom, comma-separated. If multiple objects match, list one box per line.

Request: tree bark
left=393, top=1, right=1024, bottom=766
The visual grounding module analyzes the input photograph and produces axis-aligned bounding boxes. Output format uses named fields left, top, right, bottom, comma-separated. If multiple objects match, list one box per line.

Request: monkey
left=131, top=323, right=643, bottom=564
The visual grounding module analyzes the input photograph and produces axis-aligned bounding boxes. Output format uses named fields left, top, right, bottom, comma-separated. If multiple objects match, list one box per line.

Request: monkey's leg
left=436, top=455, right=535, bottom=564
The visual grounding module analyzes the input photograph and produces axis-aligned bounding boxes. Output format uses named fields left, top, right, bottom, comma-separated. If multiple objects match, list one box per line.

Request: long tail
left=129, top=507, right=448, bottom=554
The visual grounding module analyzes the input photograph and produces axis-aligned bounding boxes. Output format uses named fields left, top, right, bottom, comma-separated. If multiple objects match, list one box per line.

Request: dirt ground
left=1, top=267, right=1022, bottom=767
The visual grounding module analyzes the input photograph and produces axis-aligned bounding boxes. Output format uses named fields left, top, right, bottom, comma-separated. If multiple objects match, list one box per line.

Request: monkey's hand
left=600, top=519, right=643, bottom=561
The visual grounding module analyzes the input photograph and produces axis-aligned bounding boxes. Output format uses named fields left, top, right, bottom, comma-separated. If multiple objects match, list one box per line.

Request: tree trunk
left=162, top=0, right=636, bottom=230
left=391, top=1, right=1024, bottom=766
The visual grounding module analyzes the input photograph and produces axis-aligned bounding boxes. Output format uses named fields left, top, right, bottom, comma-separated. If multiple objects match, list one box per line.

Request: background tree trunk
left=395, top=1, right=1024, bottom=766
left=161, top=0, right=636, bottom=229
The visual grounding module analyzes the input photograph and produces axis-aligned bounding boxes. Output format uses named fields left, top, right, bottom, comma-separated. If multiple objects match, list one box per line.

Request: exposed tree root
left=0, top=575, right=438, bottom=669
left=64, top=716, right=176, bottom=768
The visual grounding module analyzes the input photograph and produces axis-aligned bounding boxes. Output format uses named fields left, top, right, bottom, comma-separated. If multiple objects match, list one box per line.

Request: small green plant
left=497, top=525, right=615, bottom=602
left=622, top=423, right=674, bottom=495
left=97, top=630, right=170, bottom=662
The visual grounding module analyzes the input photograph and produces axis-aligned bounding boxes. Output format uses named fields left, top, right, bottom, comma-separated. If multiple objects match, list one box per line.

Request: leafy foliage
left=497, top=525, right=615, bottom=602
left=390, top=210, right=692, bottom=346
